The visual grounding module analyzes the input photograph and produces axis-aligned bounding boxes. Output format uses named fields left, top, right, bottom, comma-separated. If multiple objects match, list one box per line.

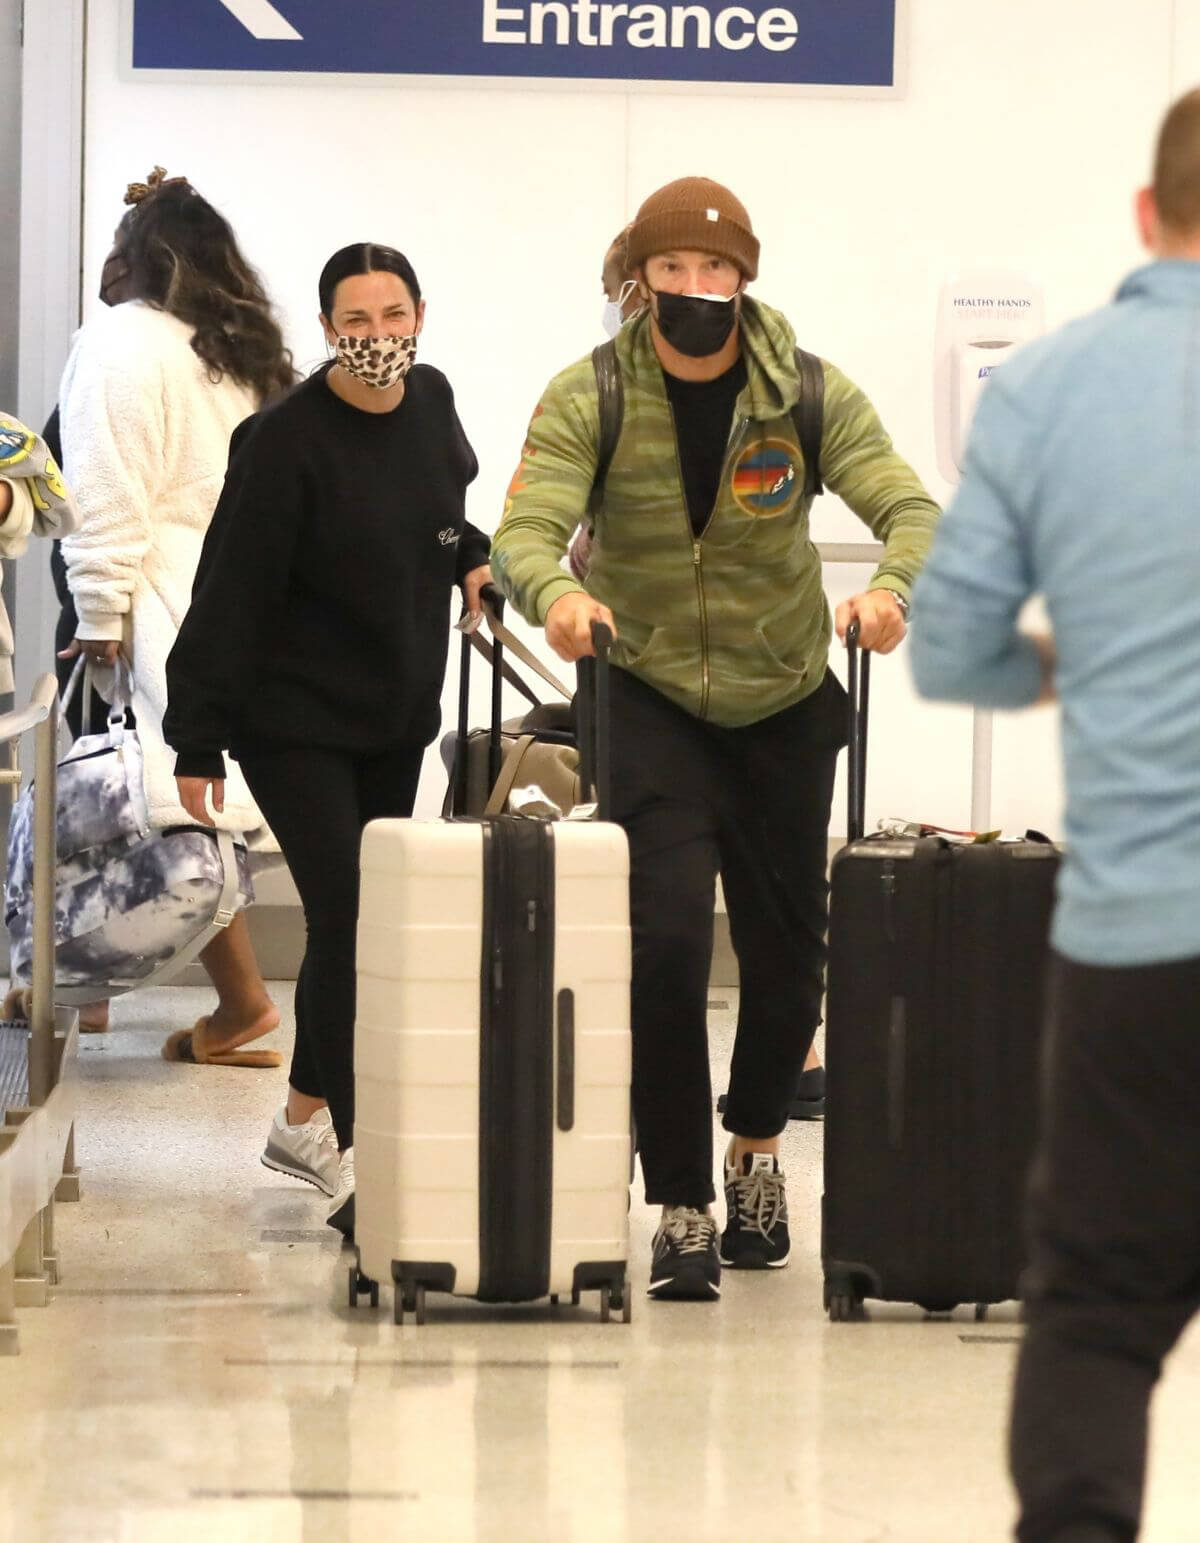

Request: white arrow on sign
left=218, top=0, right=303, bottom=39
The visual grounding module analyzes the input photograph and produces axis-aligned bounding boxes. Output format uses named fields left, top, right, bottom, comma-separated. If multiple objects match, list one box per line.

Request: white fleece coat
left=59, top=301, right=276, bottom=843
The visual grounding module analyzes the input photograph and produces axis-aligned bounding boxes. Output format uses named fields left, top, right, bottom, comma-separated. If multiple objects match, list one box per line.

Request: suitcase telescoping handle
left=846, top=618, right=871, bottom=843
left=453, top=584, right=510, bottom=814
left=576, top=620, right=613, bottom=819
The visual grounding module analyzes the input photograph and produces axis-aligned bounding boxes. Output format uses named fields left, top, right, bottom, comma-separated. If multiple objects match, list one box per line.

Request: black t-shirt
left=164, top=363, right=489, bottom=778
left=663, top=355, right=749, bottom=539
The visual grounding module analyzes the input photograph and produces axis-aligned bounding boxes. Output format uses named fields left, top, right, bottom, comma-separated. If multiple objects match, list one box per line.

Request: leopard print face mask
left=333, top=332, right=418, bottom=390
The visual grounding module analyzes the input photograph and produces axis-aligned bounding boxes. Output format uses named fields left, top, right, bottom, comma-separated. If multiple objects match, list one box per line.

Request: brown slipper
left=161, top=1015, right=282, bottom=1069
left=2, top=987, right=32, bottom=1022
left=4, top=990, right=112, bottom=1032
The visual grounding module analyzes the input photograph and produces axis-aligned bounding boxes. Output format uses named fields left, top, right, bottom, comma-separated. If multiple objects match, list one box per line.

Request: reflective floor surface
left=2, top=986, right=1197, bottom=1541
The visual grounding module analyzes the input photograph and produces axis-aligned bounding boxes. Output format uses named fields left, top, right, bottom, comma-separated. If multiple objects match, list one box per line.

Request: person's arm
left=0, top=479, right=31, bottom=545
left=456, top=518, right=491, bottom=588
left=489, top=363, right=600, bottom=627
left=164, top=414, right=302, bottom=789
left=58, top=335, right=164, bottom=642
left=439, top=381, right=493, bottom=615
left=0, top=414, right=78, bottom=553
left=909, top=382, right=1046, bottom=709
left=819, top=364, right=941, bottom=650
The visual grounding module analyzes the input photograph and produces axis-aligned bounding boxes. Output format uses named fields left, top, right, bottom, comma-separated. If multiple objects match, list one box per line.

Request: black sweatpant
left=608, top=665, right=846, bottom=1208
left=238, top=743, right=425, bottom=1150
left=1010, top=951, right=1200, bottom=1543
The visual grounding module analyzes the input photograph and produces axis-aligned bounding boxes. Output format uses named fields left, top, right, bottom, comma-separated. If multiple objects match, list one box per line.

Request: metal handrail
left=1, top=674, right=60, bottom=1106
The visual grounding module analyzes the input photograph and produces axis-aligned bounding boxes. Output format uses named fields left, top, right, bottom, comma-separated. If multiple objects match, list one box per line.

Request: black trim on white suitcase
left=478, top=820, right=557, bottom=1302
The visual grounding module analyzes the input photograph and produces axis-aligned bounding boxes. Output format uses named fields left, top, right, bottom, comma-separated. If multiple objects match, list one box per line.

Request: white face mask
left=600, top=279, right=638, bottom=340
left=333, top=332, right=418, bottom=390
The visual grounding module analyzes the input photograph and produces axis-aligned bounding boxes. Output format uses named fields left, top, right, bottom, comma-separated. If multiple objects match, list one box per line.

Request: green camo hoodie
left=491, top=297, right=940, bottom=726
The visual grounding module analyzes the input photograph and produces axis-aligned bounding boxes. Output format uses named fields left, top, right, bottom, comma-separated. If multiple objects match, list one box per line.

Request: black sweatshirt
left=164, top=363, right=490, bottom=780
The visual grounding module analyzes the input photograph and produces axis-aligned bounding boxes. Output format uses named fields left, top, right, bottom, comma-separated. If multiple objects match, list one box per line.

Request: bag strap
left=464, top=628, right=542, bottom=711
left=480, top=597, right=574, bottom=701
left=105, top=829, right=240, bottom=993
left=587, top=338, right=624, bottom=519
left=482, top=734, right=537, bottom=817
left=792, top=347, right=825, bottom=499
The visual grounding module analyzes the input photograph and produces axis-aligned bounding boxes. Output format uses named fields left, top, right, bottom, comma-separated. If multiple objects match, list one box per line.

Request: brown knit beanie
left=626, top=177, right=759, bottom=280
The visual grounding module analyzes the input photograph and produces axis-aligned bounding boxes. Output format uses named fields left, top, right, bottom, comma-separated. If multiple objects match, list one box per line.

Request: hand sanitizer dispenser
left=953, top=337, right=1016, bottom=470
left=935, top=274, right=1044, bottom=483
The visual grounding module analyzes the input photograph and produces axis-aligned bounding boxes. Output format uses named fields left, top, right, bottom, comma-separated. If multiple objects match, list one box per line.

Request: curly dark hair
left=121, top=181, right=295, bottom=402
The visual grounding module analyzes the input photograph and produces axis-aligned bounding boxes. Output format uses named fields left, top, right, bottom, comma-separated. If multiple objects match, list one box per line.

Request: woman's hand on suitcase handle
left=176, top=776, right=223, bottom=828
left=545, top=591, right=617, bottom=662
left=836, top=589, right=907, bottom=655
left=462, top=565, right=495, bottom=623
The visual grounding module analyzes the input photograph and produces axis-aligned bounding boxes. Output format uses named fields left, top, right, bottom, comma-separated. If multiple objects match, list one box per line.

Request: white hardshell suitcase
left=349, top=610, right=633, bottom=1324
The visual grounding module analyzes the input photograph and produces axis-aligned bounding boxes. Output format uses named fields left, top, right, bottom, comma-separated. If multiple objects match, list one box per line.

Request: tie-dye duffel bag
left=4, top=661, right=253, bottom=1004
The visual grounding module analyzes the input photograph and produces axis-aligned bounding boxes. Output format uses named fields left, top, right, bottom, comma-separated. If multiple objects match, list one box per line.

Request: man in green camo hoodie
left=491, top=176, right=940, bottom=1303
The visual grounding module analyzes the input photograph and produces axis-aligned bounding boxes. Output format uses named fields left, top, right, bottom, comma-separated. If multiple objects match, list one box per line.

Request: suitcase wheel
left=825, top=1272, right=864, bottom=1322
left=348, top=1265, right=379, bottom=1311
left=827, top=1290, right=860, bottom=1323
left=597, top=1278, right=631, bottom=1325
left=975, top=1303, right=989, bottom=1323
left=395, top=1283, right=427, bottom=1327
left=550, top=1294, right=560, bottom=1307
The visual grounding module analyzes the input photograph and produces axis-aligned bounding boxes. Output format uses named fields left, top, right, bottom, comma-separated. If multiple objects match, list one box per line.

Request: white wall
left=69, top=0, right=1197, bottom=831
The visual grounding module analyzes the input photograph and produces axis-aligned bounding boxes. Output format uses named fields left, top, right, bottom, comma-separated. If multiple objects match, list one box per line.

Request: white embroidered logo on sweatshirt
left=437, top=528, right=461, bottom=546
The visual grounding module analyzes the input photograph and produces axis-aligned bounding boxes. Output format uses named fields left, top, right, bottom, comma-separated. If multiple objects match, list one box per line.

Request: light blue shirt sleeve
left=909, top=382, right=1044, bottom=709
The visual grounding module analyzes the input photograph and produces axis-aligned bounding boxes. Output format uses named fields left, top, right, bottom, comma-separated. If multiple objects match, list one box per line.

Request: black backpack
left=586, top=339, right=825, bottom=518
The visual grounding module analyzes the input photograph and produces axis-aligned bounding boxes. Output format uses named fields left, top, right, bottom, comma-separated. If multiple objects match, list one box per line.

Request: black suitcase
left=821, top=624, right=1059, bottom=1320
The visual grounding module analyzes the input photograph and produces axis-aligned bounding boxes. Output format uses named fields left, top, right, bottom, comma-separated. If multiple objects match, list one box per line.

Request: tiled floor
left=2, top=985, right=1197, bottom=1541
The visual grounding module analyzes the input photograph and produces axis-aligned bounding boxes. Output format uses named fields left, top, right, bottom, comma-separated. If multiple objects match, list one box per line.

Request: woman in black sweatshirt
left=165, top=243, right=492, bottom=1236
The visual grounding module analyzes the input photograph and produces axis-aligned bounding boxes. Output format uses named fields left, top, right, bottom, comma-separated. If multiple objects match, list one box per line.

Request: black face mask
left=651, top=289, right=739, bottom=358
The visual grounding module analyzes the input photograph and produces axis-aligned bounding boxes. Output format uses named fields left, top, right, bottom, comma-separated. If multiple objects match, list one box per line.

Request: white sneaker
left=261, top=1106, right=339, bottom=1197
left=326, top=1146, right=355, bottom=1238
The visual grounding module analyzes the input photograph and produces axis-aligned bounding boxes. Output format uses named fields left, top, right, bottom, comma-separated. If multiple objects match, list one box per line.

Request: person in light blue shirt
left=910, top=88, right=1200, bottom=1543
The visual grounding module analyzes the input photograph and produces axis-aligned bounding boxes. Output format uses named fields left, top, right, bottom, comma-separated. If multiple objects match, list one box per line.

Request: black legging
left=238, top=743, right=425, bottom=1149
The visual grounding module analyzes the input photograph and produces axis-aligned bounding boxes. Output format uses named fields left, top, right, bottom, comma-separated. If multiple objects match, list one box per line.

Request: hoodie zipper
left=668, top=404, right=751, bottom=720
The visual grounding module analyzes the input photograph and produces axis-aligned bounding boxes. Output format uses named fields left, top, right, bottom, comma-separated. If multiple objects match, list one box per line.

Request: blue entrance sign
left=130, top=1, right=899, bottom=90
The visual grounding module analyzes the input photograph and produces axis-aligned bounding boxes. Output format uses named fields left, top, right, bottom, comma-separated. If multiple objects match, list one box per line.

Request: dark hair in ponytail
left=121, top=181, right=296, bottom=402
left=318, top=243, right=422, bottom=319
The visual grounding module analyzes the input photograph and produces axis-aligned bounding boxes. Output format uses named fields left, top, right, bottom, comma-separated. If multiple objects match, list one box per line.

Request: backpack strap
left=587, top=339, right=624, bottom=518
left=792, top=347, right=825, bottom=499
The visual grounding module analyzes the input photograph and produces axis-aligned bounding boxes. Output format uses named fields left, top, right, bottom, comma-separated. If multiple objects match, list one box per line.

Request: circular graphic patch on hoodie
left=0, top=423, right=35, bottom=470
left=730, top=438, right=799, bottom=518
